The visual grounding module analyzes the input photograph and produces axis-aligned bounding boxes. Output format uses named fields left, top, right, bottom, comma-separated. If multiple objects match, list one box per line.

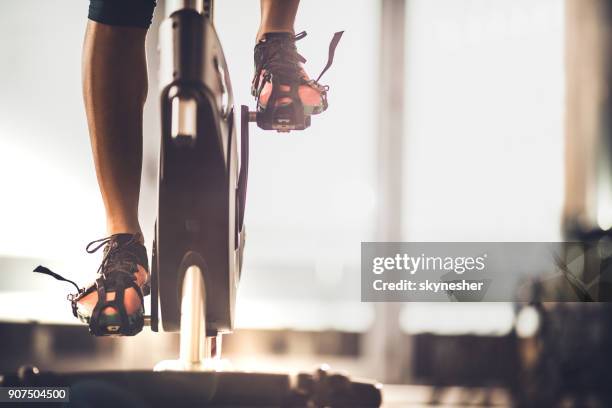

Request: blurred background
left=0, top=0, right=611, bottom=406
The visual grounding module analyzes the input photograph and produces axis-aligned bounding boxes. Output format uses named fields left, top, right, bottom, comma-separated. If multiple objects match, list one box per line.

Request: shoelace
left=257, top=31, right=308, bottom=86
left=33, top=234, right=140, bottom=301
left=85, top=235, right=139, bottom=279
left=255, top=31, right=344, bottom=94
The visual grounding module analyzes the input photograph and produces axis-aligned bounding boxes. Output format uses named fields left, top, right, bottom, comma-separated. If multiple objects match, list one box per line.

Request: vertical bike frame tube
left=179, top=265, right=207, bottom=367
left=164, top=0, right=213, bottom=19
left=165, top=0, right=204, bottom=17
left=153, top=0, right=240, bottom=341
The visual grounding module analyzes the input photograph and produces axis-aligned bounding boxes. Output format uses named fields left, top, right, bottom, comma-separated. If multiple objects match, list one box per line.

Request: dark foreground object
left=0, top=367, right=382, bottom=407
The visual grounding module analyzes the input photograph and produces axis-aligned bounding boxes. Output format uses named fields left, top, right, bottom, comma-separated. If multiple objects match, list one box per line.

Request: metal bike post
left=178, top=266, right=224, bottom=366
left=163, top=0, right=204, bottom=145
left=179, top=266, right=207, bottom=367
left=165, top=0, right=204, bottom=16
left=154, top=0, right=221, bottom=371
left=155, top=263, right=223, bottom=371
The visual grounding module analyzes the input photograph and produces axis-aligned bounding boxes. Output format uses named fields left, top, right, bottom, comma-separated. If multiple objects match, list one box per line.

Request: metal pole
left=363, top=0, right=409, bottom=385
left=564, top=0, right=612, bottom=301
left=165, top=0, right=204, bottom=17
left=564, top=0, right=612, bottom=233
left=179, top=265, right=210, bottom=367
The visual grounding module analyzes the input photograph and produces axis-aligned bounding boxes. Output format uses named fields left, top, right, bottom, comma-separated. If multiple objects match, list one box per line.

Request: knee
left=88, top=0, right=157, bottom=29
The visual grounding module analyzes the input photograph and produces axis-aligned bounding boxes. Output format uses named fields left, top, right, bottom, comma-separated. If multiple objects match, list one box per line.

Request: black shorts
left=88, top=0, right=157, bottom=29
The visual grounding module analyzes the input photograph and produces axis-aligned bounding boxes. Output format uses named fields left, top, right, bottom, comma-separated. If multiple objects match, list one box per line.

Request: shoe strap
left=32, top=233, right=148, bottom=318
left=33, top=265, right=82, bottom=293
left=315, top=31, right=344, bottom=83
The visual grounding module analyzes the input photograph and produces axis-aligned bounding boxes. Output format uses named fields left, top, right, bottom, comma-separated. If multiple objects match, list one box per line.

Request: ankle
left=256, top=27, right=294, bottom=43
left=106, top=226, right=144, bottom=245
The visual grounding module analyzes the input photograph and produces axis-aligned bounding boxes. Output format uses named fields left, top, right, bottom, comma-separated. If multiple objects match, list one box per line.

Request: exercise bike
left=6, top=0, right=382, bottom=406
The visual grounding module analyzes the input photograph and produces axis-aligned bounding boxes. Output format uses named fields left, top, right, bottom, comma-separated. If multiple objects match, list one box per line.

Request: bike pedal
left=253, top=112, right=311, bottom=132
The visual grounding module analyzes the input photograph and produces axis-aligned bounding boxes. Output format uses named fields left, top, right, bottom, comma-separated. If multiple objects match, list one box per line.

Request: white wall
left=403, top=0, right=565, bottom=242
left=401, top=0, right=565, bottom=335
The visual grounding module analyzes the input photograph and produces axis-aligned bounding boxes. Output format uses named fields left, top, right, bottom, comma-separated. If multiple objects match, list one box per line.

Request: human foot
left=252, top=31, right=330, bottom=116
left=72, top=233, right=150, bottom=336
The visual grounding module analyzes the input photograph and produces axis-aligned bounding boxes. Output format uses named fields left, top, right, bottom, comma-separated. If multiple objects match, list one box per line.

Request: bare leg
left=83, top=21, right=147, bottom=237
left=79, top=21, right=148, bottom=316
left=257, top=0, right=300, bottom=42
